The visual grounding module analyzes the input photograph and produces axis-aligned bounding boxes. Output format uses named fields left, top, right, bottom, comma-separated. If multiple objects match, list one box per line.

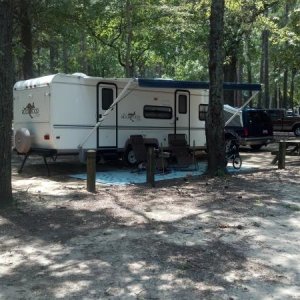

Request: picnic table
left=271, top=139, right=300, bottom=169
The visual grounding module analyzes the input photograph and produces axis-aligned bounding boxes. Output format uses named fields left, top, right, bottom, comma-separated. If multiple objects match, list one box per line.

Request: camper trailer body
left=13, top=73, right=209, bottom=160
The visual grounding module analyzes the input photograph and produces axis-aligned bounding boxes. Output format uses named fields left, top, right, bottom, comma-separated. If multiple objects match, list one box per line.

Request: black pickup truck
left=265, top=109, right=300, bottom=136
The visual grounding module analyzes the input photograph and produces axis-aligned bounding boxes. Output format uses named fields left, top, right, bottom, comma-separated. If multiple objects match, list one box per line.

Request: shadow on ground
left=1, top=149, right=299, bottom=299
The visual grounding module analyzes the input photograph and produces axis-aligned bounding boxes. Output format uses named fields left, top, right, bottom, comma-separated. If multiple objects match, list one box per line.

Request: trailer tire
left=124, top=146, right=137, bottom=166
left=15, top=128, right=31, bottom=154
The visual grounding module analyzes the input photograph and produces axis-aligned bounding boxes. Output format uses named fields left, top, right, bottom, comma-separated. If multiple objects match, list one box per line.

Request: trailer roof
left=14, top=74, right=58, bottom=90
left=138, top=78, right=262, bottom=91
left=13, top=74, right=262, bottom=92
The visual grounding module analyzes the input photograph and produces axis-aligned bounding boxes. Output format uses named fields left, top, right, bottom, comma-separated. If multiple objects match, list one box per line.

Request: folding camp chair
left=168, top=134, right=196, bottom=169
left=130, top=135, right=170, bottom=173
left=129, top=135, right=147, bottom=165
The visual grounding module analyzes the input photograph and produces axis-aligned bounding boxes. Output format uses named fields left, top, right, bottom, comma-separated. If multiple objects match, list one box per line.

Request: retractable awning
left=138, top=78, right=262, bottom=91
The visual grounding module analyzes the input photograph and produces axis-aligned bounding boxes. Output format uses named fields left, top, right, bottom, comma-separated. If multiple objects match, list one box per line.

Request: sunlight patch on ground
left=13, top=179, right=71, bottom=196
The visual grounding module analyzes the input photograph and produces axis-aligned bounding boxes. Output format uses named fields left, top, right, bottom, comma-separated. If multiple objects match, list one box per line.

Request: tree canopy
left=11, top=0, right=300, bottom=109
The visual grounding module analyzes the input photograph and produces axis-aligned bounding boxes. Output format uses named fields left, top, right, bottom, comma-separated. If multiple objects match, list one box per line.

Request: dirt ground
left=1, top=144, right=300, bottom=300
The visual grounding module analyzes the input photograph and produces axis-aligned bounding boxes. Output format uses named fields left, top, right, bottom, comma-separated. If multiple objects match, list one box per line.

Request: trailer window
left=178, top=95, right=187, bottom=114
left=102, top=88, right=114, bottom=110
left=199, top=104, right=208, bottom=120
left=144, top=105, right=172, bottom=119
left=265, top=109, right=284, bottom=120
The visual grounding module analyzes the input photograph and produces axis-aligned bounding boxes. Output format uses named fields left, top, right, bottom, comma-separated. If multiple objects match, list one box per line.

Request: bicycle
left=225, top=138, right=242, bottom=169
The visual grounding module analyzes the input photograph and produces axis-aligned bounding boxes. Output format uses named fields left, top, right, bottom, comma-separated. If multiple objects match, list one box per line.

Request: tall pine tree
left=0, top=0, right=14, bottom=206
left=206, top=0, right=226, bottom=176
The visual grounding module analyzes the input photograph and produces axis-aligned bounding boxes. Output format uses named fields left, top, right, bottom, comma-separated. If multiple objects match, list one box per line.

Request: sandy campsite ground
left=1, top=145, right=300, bottom=299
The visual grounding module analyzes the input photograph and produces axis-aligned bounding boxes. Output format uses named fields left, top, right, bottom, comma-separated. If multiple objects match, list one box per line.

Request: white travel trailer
left=13, top=73, right=211, bottom=165
left=13, top=73, right=262, bottom=166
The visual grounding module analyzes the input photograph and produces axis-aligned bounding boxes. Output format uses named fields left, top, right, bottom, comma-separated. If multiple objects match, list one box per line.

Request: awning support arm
left=224, top=90, right=260, bottom=126
left=78, top=78, right=136, bottom=149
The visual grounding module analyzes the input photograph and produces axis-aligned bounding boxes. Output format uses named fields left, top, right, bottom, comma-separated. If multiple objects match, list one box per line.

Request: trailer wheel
left=124, top=146, right=137, bottom=166
left=15, top=128, right=31, bottom=154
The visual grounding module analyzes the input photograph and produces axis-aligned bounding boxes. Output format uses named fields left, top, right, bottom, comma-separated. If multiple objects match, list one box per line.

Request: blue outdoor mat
left=70, top=162, right=254, bottom=185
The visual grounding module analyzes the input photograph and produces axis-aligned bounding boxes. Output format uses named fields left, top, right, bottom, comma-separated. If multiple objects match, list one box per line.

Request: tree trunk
left=62, top=39, right=69, bottom=74
left=125, top=0, right=134, bottom=77
left=262, top=28, right=270, bottom=108
left=117, top=1, right=135, bottom=77
left=290, top=68, right=297, bottom=110
left=282, top=2, right=289, bottom=109
left=244, top=39, right=253, bottom=102
left=278, top=87, right=283, bottom=108
left=19, top=0, right=33, bottom=79
left=0, top=0, right=13, bottom=206
left=206, top=0, right=225, bottom=176
left=272, top=84, right=277, bottom=108
left=236, top=61, right=243, bottom=106
left=283, top=69, right=288, bottom=108
left=223, top=52, right=237, bottom=106
left=80, top=32, right=88, bottom=74
left=258, top=31, right=264, bottom=108
left=36, top=47, right=41, bottom=76
left=49, top=39, right=58, bottom=74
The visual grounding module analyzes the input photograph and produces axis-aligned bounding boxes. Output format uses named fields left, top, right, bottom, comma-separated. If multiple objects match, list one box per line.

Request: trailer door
left=97, top=83, right=117, bottom=148
left=175, top=90, right=190, bottom=144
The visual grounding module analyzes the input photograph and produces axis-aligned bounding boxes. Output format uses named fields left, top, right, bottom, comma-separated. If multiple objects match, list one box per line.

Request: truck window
left=144, top=105, right=172, bottom=119
left=265, top=109, right=284, bottom=120
left=102, top=88, right=114, bottom=110
left=248, top=111, right=261, bottom=124
left=247, top=111, right=270, bottom=126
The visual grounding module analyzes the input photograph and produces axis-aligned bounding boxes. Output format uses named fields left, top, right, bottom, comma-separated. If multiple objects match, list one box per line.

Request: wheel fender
left=124, top=138, right=132, bottom=151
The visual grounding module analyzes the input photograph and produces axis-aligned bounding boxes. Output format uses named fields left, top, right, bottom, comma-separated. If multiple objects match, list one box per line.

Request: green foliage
left=11, top=0, right=300, bottom=106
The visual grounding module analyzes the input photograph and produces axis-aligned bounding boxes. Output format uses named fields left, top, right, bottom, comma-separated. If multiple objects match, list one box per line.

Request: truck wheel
left=15, top=128, right=31, bottom=154
left=250, top=144, right=263, bottom=151
left=124, top=146, right=137, bottom=166
left=294, top=126, right=300, bottom=136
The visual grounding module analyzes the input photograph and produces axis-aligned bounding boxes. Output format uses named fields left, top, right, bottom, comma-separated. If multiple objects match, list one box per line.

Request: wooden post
left=278, top=141, right=286, bottom=169
left=160, top=142, right=165, bottom=173
left=146, top=146, right=155, bottom=187
left=193, top=140, right=196, bottom=169
left=87, top=150, right=96, bottom=192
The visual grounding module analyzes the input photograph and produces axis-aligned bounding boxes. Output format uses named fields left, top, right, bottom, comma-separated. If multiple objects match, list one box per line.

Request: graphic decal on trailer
left=22, top=102, right=40, bottom=119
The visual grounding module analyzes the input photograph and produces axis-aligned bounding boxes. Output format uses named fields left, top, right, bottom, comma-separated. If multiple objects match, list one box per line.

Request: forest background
left=12, top=0, right=300, bottom=109
left=1, top=0, right=300, bottom=203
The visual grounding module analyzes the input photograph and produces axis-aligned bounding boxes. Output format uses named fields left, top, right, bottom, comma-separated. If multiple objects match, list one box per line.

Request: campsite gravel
left=1, top=146, right=300, bottom=299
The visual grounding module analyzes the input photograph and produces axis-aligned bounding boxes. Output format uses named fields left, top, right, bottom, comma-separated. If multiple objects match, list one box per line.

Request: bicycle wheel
left=232, top=155, right=242, bottom=169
